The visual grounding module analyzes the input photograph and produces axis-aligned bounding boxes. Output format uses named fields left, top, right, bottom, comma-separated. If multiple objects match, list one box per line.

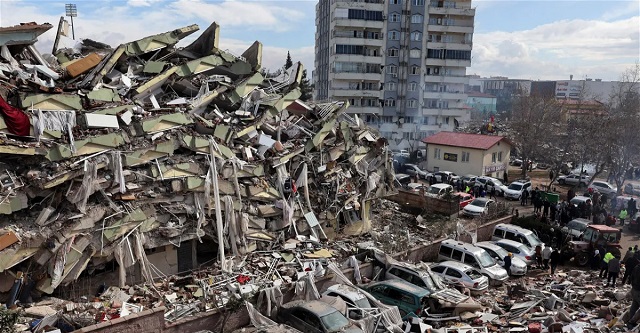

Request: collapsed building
left=0, top=21, right=397, bottom=328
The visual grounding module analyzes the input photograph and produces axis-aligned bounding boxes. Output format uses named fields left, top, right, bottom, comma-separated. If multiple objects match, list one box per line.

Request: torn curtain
left=0, top=95, right=30, bottom=136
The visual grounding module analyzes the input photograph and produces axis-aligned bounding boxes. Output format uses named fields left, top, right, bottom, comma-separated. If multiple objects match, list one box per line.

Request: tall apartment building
left=314, top=0, right=475, bottom=151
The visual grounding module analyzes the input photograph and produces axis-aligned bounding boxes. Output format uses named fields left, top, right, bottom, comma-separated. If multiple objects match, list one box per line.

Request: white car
left=475, top=241, right=528, bottom=276
left=588, top=181, right=617, bottom=198
left=493, top=239, right=536, bottom=267
left=557, top=174, right=590, bottom=186
left=426, top=184, right=454, bottom=198
left=429, top=261, right=489, bottom=294
left=475, top=176, right=507, bottom=195
left=462, top=198, right=495, bottom=217
left=504, top=180, right=532, bottom=200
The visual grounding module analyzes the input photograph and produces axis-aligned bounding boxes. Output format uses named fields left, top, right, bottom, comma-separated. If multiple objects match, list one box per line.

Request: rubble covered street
left=0, top=20, right=637, bottom=333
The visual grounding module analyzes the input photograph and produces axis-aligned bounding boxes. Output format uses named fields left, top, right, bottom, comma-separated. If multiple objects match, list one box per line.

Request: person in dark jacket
left=504, top=253, right=512, bottom=276
left=549, top=248, right=560, bottom=275
left=606, top=255, right=621, bottom=287
left=590, top=249, right=602, bottom=270
left=542, top=198, right=550, bottom=219
left=627, top=264, right=640, bottom=329
left=623, top=251, right=640, bottom=285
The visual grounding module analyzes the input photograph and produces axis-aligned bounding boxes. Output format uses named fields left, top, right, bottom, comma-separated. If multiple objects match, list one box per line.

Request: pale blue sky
left=0, top=0, right=638, bottom=80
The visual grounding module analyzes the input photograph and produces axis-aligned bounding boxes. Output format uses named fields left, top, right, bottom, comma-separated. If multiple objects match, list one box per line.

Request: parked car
left=429, top=261, right=489, bottom=294
left=510, top=158, right=523, bottom=167
left=475, top=176, right=507, bottom=195
left=504, top=179, right=532, bottom=201
left=475, top=241, right=527, bottom=276
left=536, top=163, right=550, bottom=170
left=394, top=173, right=412, bottom=187
left=461, top=175, right=478, bottom=188
left=430, top=171, right=460, bottom=184
left=406, top=183, right=427, bottom=193
left=624, top=183, right=640, bottom=196
left=426, top=184, right=454, bottom=198
left=364, top=280, right=430, bottom=318
left=557, top=174, right=590, bottom=187
left=493, top=239, right=536, bottom=266
left=588, top=181, right=617, bottom=198
left=438, top=239, right=509, bottom=285
left=277, top=300, right=364, bottom=333
left=402, top=164, right=428, bottom=180
left=455, top=192, right=474, bottom=209
left=322, top=284, right=373, bottom=319
left=561, top=218, right=592, bottom=240
left=462, top=198, right=495, bottom=217
left=384, top=262, right=470, bottom=306
left=492, top=223, right=544, bottom=251
left=613, top=196, right=638, bottom=214
left=569, top=195, right=592, bottom=208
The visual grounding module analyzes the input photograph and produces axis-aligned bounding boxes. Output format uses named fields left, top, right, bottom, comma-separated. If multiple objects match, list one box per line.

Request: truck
left=562, top=224, right=622, bottom=266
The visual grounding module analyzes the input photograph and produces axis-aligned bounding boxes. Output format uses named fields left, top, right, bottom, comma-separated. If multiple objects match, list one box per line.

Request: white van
left=491, top=223, right=544, bottom=250
left=437, top=239, right=508, bottom=285
left=426, top=184, right=454, bottom=198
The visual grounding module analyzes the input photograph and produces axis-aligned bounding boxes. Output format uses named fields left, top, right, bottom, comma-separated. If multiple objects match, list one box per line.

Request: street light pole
left=65, top=4, right=77, bottom=40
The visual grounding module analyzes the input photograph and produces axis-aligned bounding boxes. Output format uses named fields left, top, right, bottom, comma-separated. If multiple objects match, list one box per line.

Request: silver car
left=475, top=241, right=528, bottom=276
left=429, top=261, right=489, bottom=294
left=493, top=239, right=536, bottom=267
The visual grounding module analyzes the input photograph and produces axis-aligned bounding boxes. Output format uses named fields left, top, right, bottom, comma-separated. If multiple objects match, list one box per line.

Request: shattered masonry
left=0, top=21, right=396, bottom=327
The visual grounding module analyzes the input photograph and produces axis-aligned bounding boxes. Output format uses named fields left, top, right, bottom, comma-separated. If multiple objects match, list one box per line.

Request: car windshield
left=354, top=297, right=372, bottom=309
left=428, top=187, right=442, bottom=194
left=568, top=222, right=588, bottom=232
left=470, top=199, right=487, bottom=207
left=477, top=251, right=496, bottom=267
left=465, top=269, right=483, bottom=279
left=525, top=233, right=543, bottom=247
left=508, top=184, right=523, bottom=191
left=321, top=311, right=350, bottom=332
left=489, top=246, right=508, bottom=258
left=493, top=180, right=503, bottom=186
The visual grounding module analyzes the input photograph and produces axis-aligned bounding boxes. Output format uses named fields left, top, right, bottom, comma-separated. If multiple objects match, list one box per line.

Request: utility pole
left=65, top=4, right=77, bottom=40
left=51, top=16, right=65, bottom=54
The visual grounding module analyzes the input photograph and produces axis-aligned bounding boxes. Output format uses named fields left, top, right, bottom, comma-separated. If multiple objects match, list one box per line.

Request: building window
left=380, top=116, right=393, bottom=123
left=407, top=99, right=417, bottom=108
left=462, top=151, right=470, bottom=163
left=390, top=0, right=400, bottom=4
left=389, top=13, right=400, bottom=22
left=365, top=115, right=376, bottom=123
left=411, top=14, right=423, bottom=23
left=387, top=48, right=399, bottom=57
left=409, top=49, right=421, bottom=58
left=498, top=151, right=503, bottom=162
left=388, top=31, right=399, bottom=40
left=384, top=98, right=396, bottom=107
left=492, top=152, right=497, bottom=163
left=413, top=0, right=425, bottom=6
left=404, top=116, right=414, bottom=123
left=386, top=65, right=398, bottom=74
left=408, top=82, right=417, bottom=91
left=411, top=66, right=420, bottom=75
left=386, top=82, right=396, bottom=91
left=410, top=32, right=422, bottom=41
left=434, top=148, right=441, bottom=159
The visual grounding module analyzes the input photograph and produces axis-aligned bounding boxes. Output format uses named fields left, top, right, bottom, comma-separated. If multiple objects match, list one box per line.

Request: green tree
left=285, top=51, right=293, bottom=69
left=299, top=69, right=313, bottom=101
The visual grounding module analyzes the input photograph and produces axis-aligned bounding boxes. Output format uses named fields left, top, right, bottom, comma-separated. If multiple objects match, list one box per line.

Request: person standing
left=490, top=186, right=497, bottom=200
left=624, top=247, right=635, bottom=263
left=590, top=249, right=602, bottom=270
left=606, top=255, right=621, bottom=287
left=600, top=251, right=614, bottom=279
left=627, top=263, right=640, bottom=329
left=521, top=189, right=529, bottom=206
left=504, top=253, right=512, bottom=276
left=542, top=245, right=552, bottom=269
left=619, top=208, right=628, bottom=226
left=623, top=252, right=640, bottom=285
left=542, top=198, right=550, bottom=219
left=549, top=248, right=560, bottom=275
left=535, top=245, right=543, bottom=268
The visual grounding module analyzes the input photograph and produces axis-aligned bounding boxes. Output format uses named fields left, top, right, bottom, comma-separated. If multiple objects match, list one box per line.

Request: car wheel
left=559, top=180, right=565, bottom=185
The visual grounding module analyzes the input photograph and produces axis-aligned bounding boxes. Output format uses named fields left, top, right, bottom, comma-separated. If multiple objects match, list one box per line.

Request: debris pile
left=0, top=20, right=397, bottom=328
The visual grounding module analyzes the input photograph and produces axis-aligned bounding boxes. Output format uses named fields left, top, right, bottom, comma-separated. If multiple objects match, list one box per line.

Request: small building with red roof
left=422, top=132, right=512, bottom=179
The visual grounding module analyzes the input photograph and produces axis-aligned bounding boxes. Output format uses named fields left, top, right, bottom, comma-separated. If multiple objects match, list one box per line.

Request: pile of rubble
left=0, top=20, right=398, bottom=330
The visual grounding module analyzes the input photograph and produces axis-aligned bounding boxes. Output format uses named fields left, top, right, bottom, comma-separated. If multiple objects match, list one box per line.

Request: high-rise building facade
left=314, top=0, right=475, bottom=151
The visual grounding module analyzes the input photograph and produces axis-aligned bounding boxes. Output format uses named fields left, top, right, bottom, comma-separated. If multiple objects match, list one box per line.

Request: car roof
left=325, top=284, right=367, bottom=300
left=510, top=180, right=530, bottom=185
left=430, top=184, right=452, bottom=189
left=475, top=241, right=503, bottom=251
left=441, top=239, right=487, bottom=255
left=495, top=238, right=528, bottom=248
left=495, top=223, right=533, bottom=235
left=568, top=218, right=592, bottom=226
left=368, top=279, right=430, bottom=297
left=472, top=198, right=493, bottom=203
left=463, top=174, right=477, bottom=178
left=282, top=300, right=338, bottom=316
left=454, top=192, right=472, bottom=197
left=571, top=196, right=591, bottom=202
left=404, top=163, right=417, bottom=167
left=432, top=260, right=474, bottom=271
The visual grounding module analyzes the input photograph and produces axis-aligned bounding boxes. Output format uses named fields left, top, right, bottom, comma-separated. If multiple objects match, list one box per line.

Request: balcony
left=332, top=18, right=384, bottom=29
left=423, top=90, right=466, bottom=100
left=428, top=6, right=476, bottom=16
left=331, top=72, right=382, bottom=81
left=427, top=23, right=474, bottom=34
left=330, top=54, right=383, bottom=64
left=333, top=37, right=384, bottom=47
left=422, top=107, right=470, bottom=117
left=330, top=88, right=381, bottom=98
left=424, top=58, right=472, bottom=67
left=332, top=0, right=385, bottom=10
left=345, top=106, right=382, bottom=115
left=427, top=41, right=472, bottom=51
left=424, top=74, right=469, bottom=84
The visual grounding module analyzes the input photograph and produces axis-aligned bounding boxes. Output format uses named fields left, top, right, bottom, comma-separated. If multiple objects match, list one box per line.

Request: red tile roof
left=422, top=132, right=510, bottom=150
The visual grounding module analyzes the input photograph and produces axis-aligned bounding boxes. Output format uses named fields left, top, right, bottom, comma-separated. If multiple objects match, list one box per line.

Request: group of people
left=454, top=179, right=498, bottom=200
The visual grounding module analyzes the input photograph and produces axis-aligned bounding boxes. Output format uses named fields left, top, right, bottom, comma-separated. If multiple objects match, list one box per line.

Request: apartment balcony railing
left=333, top=0, right=385, bottom=3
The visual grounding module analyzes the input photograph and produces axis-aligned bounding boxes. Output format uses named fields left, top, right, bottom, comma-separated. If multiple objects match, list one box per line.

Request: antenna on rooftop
left=65, top=3, right=77, bottom=40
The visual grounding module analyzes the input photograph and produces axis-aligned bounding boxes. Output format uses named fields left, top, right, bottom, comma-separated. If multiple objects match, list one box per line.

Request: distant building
left=466, top=91, right=496, bottom=119
left=558, top=99, right=607, bottom=123
left=422, top=131, right=511, bottom=179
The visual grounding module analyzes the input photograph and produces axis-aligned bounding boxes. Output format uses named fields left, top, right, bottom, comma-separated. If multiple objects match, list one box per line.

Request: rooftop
left=422, top=132, right=509, bottom=150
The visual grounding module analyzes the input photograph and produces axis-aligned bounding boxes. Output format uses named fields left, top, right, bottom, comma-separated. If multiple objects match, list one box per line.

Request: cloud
left=127, top=0, right=165, bottom=7
left=600, top=1, right=640, bottom=20
left=470, top=16, right=640, bottom=80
